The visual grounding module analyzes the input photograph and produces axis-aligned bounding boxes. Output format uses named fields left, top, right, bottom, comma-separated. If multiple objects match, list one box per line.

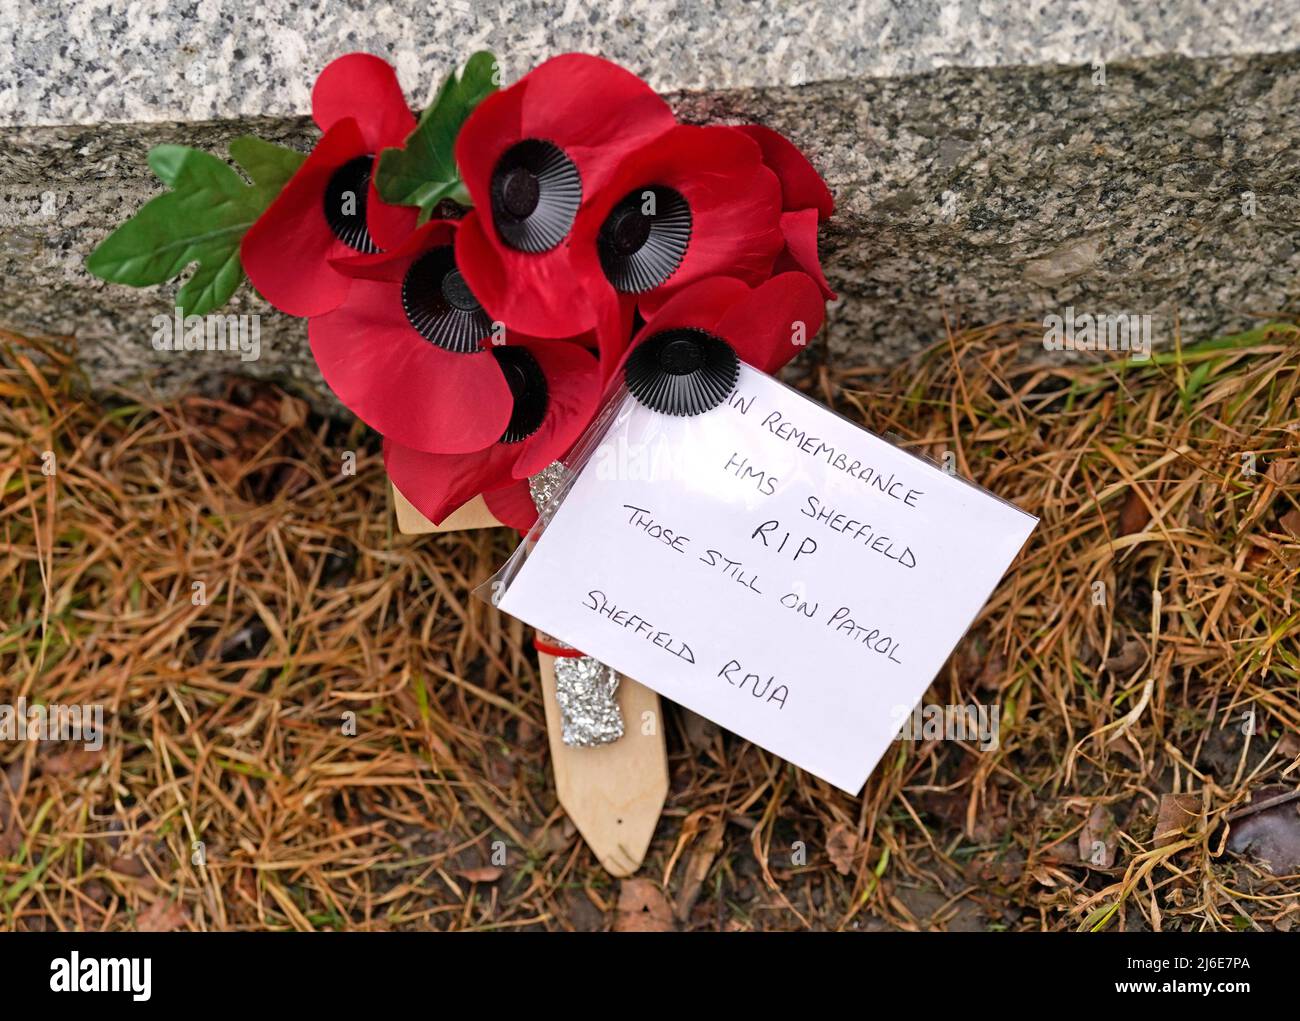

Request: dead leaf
left=210, top=456, right=244, bottom=485
left=674, top=812, right=725, bottom=921
left=826, top=822, right=859, bottom=876
left=455, top=865, right=503, bottom=883
left=976, top=647, right=1007, bottom=691
left=82, top=881, right=110, bottom=906
left=39, top=747, right=103, bottom=777
left=109, top=856, right=148, bottom=878
left=1227, top=786, right=1300, bottom=876
left=137, top=899, right=189, bottom=932
left=1104, top=638, right=1146, bottom=675
left=1078, top=803, right=1117, bottom=868
left=530, top=823, right=570, bottom=855
left=1118, top=487, right=1151, bottom=535
left=1155, top=793, right=1200, bottom=848
left=1267, top=458, right=1297, bottom=486
left=1280, top=508, right=1300, bottom=540
left=278, top=394, right=308, bottom=428
left=614, top=879, right=674, bottom=932
left=562, top=890, right=605, bottom=932
left=680, top=709, right=719, bottom=752
left=1028, top=863, right=1059, bottom=888
left=953, top=631, right=986, bottom=681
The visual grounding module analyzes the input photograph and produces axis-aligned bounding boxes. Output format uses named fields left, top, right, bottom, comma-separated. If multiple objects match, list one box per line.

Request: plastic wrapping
left=477, top=360, right=1036, bottom=793
left=478, top=382, right=634, bottom=607
left=478, top=365, right=1025, bottom=614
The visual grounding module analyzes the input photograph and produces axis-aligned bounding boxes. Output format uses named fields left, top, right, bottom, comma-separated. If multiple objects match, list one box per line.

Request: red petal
left=309, top=275, right=513, bottom=453
left=734, top=125, right=834, bottom=219
left=778, top=208, right=837, bottom=301
left=454, top=209, right=612, bottom=337
left=312, top=54, right=416, bottom=152
left=510, top=341, right=602, bottom=478
left=595, top=292, right=638, bottom=379
left=366, top=175, right=420, bottom=251
left=600, top=126, right=783, bottom=318
left=484, top=481, right=540, bottom=531
left=329, top=220, right=456, bottom=282
left=638, top=276, right=749, bottom=336
left=241, top=120, right=366, bottom=317
left=385, top=437, right=516, bottom=526
left=714, top=273, right=825, bottom=374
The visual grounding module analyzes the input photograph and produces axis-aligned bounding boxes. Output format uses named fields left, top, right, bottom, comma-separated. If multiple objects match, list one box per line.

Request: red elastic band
left=533, top=637, right=587, bottom=659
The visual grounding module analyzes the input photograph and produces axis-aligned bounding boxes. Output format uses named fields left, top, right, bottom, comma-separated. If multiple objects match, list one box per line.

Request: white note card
left=499, top=364, right=1037, bottom=793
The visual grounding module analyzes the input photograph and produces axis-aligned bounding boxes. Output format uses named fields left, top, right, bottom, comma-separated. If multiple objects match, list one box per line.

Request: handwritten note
left=498, top=364, right=1037, bottom=793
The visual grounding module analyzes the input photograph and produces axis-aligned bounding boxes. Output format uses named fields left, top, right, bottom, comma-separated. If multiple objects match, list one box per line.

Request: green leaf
left=375, top=50, right=499, bottom=222
left=1179, top=358, right=1216, bottom=413
left=86, top=139, right=304, bottom=316
left=229, top=136, right=306, bottom=192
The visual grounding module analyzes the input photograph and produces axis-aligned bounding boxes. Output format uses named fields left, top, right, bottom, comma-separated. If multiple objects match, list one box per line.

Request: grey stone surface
left=1, top=51, right=1298, bottom=410
left=695, top=50, right=1300, bottom=368
left=5, top=0, right=1300, bottom=126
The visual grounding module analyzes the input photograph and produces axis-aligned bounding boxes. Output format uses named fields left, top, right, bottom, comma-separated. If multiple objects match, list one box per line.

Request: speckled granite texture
left=5, top=0, right=1300, bottom=125
left=1, top=49, right=1298, bottom=407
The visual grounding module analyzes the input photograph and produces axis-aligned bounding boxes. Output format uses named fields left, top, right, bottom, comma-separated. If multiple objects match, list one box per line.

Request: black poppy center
left=402, top=247, right=493, bottom=354
left=493, top=347, right=549, bottom=443
left=606, top=206, right=653, bottom=257
left=440, top=269, right=479, bottom=312
left=490, top=139, right=582, bottom=253
left=323, top=155, right=379, bottom=254
left=598, top=186, right=692, bottom=293
left=659, top=336, right=704, bottom=375
left=499, top=167, right=541, bottom=219
left=624, top=328, right=738, bottom=417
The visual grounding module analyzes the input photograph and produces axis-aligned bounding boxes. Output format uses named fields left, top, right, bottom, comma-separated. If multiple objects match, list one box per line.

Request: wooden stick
left=536, top=650, right=668, bottom=876
left=391, top=482, right=668, bottom=875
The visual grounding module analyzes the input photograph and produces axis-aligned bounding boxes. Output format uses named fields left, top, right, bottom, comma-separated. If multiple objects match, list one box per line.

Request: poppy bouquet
left=88, top=52, right=835, bottom=530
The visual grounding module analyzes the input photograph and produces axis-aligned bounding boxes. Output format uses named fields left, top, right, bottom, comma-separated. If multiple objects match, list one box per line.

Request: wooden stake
left=392, top=483, right=668, bottom=875
left=536, top=648, right=668, bottom=877
left=392, top=485, right=500, bottom=533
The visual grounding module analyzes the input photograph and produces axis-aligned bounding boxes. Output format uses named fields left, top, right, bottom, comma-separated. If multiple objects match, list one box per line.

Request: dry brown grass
left=1, top=320, right=1298, bottom=931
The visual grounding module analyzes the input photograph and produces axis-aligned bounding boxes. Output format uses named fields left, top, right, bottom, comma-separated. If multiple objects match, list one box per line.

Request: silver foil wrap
left=550, top=639, right=625, bottom=746
left=527, top=460, right=570, bottom=514
left=531, top=462, right=624, bottom=747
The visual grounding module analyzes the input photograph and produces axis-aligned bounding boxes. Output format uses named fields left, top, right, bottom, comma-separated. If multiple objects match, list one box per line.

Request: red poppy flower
left=384, top=339, right=601, bottom=527
left=453, top=54, right=676, bottom=340
left=590, top=125, right=784, bottom=319
left=734, top=125, right=836, bottom=301
left=310, top=219, right=525, bottom=454
left=616, top=272, right=827, bottom=380
left=242, top=54, right=418, bottom=317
